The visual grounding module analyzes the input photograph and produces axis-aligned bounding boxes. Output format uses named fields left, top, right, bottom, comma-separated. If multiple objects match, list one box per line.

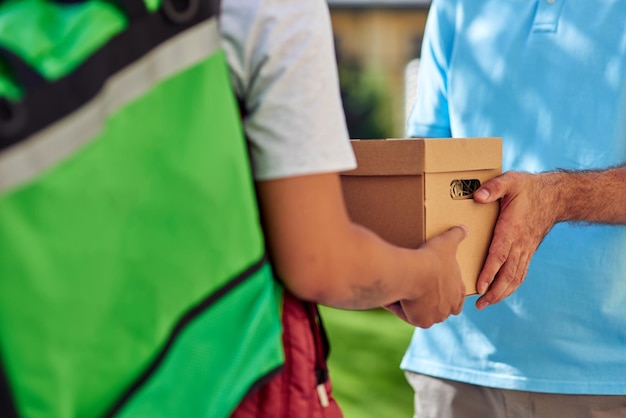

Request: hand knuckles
left=494, top=251, right=508, bottom=265
left=511, top=274, right=525, bottom=287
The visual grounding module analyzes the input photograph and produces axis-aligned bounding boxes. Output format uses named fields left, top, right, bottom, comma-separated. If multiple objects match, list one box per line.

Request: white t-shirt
left=220, top=0, right=357, bottom=180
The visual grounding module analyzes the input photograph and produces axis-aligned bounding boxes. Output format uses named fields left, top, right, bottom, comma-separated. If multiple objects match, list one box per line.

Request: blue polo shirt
left=401, top=0, right=626, bottom=394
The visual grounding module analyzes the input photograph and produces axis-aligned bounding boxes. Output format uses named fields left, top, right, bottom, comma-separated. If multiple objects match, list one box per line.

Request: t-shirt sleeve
left=406, top=0, right=454, bottom=138
left=220, top=0, right=357, bottom=180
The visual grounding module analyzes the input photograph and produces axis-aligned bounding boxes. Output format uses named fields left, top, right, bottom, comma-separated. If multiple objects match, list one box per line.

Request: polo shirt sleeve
left=220, top=0, right=356, bottom=181
left=406, top=0, right=456, bottom=138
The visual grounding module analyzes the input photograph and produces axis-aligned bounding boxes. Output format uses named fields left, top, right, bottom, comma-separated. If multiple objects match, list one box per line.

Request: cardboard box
left=340, top=138, right=502, bottom=295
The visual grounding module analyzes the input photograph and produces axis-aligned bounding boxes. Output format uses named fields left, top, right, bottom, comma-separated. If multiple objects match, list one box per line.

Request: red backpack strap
left=231, top=291, right=343, bottom=418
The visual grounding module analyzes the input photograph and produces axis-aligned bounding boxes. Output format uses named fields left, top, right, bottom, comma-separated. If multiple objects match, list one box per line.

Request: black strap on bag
left=304, top=301, right=332, bottom=403
left=0, top=358, right=19, bottom=418
left=0, top=46, right=43, bottom=141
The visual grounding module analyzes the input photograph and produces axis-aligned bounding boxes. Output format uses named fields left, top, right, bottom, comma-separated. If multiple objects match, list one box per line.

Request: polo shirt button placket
left=532, top=0, right=565, bottom=33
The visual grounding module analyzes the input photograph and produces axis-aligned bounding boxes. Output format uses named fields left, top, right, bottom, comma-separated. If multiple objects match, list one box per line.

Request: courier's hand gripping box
left=340, top=137, right=502, bottom=295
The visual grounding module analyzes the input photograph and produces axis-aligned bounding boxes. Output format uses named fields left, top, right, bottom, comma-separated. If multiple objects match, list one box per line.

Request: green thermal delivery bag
left=0, top=0, right=283, bottom=416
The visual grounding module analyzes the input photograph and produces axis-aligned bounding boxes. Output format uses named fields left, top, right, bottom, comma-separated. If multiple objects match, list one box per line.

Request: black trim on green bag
left=0, top=0, right=219, bottom=150
left=235, top=364, right=284, bottom=406
left=104, top=255, right=271, bottom=417
left=0, top=358, right=18, bottom=418
left=0, top=46, right=46, bottom=91
left=0, top=97, right=26, bottom=141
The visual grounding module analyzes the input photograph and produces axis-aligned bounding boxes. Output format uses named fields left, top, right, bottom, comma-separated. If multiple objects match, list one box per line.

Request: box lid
left=343, top=137, right=502, bottom=176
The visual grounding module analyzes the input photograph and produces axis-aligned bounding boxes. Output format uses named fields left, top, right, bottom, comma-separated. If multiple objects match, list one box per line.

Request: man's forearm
left=539, top=165, right=626, bottom=224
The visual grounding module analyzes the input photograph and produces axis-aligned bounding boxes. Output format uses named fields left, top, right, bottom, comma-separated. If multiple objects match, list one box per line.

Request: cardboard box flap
left=343, top=138, right=502, bottom=176
left=342, top=139, right=425, bottom=176
left=423, top=137, right=502, bottom=173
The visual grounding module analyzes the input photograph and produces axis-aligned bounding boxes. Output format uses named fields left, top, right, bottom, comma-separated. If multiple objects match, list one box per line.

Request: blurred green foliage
left=338, top=59, right=393, bottom=140
left=320, top=307, right=415, bottom=418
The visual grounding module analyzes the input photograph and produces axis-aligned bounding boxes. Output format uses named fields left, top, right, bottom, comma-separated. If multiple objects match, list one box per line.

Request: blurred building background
left=322, top=2, right=431, bottom=417
left=328, top=0, right=430, bottom=138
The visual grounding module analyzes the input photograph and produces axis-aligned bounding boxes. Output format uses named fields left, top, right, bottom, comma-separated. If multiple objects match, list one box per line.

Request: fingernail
left=477, top=282, right=488, bottom=294
left=474, top=189, right=489, bottom=200
left=476, top=300, right=489, bottom=310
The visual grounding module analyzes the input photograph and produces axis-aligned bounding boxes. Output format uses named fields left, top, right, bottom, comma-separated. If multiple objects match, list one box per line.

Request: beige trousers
left=405, top=372, right=626, bottom=418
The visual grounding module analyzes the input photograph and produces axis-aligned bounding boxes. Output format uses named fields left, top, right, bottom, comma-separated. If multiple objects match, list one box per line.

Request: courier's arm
left=256, top=172, right=468, bottom=328
left=473, top=165, right=626, bottom=309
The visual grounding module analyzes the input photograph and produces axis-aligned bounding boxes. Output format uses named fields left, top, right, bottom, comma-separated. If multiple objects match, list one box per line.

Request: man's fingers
left=476, top=242, right=508, bottom=294
left=476, top=258, right=498, bottom=294
left=476, top=246, right=525, bottom=309
left=491, top=253, right=531, bottom=305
